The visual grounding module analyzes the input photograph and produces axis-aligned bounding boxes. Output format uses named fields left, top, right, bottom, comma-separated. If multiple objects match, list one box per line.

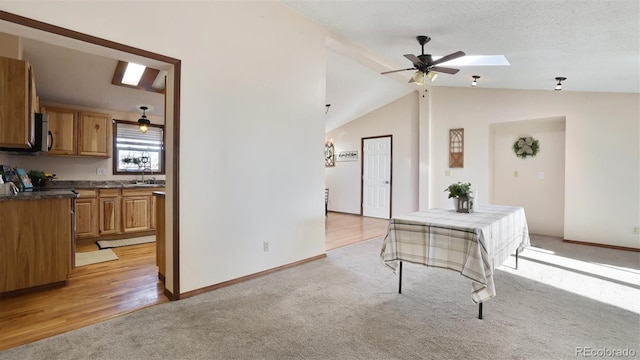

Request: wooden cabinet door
left=78, top=111, right=110, bottom=157
left=75, top=198, right=98, bottom=239
left=122, top=196, right=150, bottom=233
left=99, top=195, right=120, bottom=235
left=0, top=57, right=30, bottom=148
left=43, top=106, right=77, bottom=155
left=75, top=189, right=98, bottom=239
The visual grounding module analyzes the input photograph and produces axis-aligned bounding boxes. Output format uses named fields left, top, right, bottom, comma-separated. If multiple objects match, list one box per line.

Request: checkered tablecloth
left=380, top=205, right=530, bottom=303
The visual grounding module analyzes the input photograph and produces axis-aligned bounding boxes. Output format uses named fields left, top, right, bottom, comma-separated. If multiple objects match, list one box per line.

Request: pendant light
left=138, top=106, right=151, bottom=133
left=555, top=77, right=566, bottom=91
left=471, top=75, right=480, bottom=87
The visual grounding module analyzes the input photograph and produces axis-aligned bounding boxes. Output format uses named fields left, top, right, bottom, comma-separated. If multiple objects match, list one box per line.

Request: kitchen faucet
left=139, top=167, right=154, bottom=184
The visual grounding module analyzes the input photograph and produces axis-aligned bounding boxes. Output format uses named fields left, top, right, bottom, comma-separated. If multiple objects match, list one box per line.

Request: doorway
left=361, top=135, right=392, bottom=219
left=0, top=11, right=181, bottom=298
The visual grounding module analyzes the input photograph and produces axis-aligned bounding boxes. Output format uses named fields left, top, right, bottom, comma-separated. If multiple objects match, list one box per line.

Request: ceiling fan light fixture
left=412, top=70, right=425, bottom=85
left=426, top=71, right=438, bottom=82
left=138, top=105, right=151, bottom=133
left=555, top=77, right=566, bottom=91
left=471, top=75, right=480, bottom=87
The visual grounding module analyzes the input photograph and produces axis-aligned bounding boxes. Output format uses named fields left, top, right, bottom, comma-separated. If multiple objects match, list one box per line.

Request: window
left=113, top=120, right=165, bottom=175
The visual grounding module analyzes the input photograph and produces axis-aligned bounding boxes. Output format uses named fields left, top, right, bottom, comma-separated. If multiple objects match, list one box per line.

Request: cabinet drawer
left=122, top=188, right=156, bottom=197
left=99, top=188, right=120, bottom=197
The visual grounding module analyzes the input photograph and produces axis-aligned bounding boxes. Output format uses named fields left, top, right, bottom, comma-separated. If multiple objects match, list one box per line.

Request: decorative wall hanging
left=449, top=128, right=464, bottom=168
left=325, top=137, right=335, bottom=167
left=337, top=150, right=358, bottom=162
left=513, top=136, right=540, bottom=159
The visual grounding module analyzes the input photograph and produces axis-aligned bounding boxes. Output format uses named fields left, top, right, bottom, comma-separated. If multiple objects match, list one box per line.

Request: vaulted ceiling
left=283, top=0, right=640, bottom=130
left=2, top=1, right=639, bottom=132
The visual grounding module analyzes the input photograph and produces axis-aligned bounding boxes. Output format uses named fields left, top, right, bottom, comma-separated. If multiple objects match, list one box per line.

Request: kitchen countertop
left=0, top=181, right=165, bottom=201
left=0, top=190, right=78, bottom=202
left=44, top=180, right=166, bottom=190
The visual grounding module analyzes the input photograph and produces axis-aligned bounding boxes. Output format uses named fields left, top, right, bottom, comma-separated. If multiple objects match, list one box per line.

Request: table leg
left=478, top=303, right=483, bottom=319
left=398, top=261, right=403, bottom=294
left=515, top=248, right=519, bottom=270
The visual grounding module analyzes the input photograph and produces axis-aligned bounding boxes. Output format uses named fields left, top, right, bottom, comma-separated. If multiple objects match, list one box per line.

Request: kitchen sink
left=122, top=183, right=162, bottom=188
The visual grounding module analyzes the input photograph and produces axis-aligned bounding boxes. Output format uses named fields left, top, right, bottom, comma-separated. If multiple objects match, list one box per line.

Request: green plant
left=513, top=136, right=540, bottom=159
left=444, top=182, right=472, bottom=198
left=122, top=156, right=143, bottom=166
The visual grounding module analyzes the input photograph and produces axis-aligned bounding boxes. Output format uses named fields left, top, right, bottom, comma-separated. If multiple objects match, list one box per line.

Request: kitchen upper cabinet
left=42, top=106, right=76, bottom=155
left=78, top=111, right=110, bottom=157
left=0, top=56, right=36, bottom=149
left=40, top=105, right=111, bottom=158
left=75, top=189, right=99, bottom=239
left=99, top=189, right=120, bottom=235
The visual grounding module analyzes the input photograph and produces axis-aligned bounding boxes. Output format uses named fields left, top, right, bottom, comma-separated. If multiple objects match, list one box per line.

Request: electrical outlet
left=445, top=170, right=451, bottom=176
left=96, top=168, right=107, bottom=176
left=514, top=171, right=519, bottom=177
left=633, top=226, right=640, bottom=235
left=263, top=241, right=270, bottom=252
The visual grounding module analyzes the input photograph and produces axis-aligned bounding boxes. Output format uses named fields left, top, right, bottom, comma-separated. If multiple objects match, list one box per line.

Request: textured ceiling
left=283, top=0, right=640, bottom=130
left=1, top=1, right=639, bottom=132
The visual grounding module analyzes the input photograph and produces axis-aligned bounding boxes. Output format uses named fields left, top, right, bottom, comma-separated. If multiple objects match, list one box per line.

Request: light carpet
left=2, top=236, right=638, bottom=359
left=96, top=236, right=155, bottom=249
left=74, top=249, right=118, bottom=267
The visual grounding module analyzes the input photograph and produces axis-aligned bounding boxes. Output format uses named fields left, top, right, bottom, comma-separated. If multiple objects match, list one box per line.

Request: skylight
left=121, top=62, right=146, bottom=86
left=112, top=61, right=165, bottom=94
left=433, top=55, right=510, bottom=66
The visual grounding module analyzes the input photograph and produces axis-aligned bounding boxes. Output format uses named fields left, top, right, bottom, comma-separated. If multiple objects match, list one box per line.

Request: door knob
left=384, top=181, right=390, bottom=184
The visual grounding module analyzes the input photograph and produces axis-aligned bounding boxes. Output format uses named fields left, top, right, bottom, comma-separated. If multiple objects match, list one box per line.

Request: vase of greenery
left=444, top=182, right=474, bottom=212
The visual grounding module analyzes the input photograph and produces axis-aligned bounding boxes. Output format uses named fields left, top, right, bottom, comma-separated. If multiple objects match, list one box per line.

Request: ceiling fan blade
left=430, top=66, right=460, bottom=75
left=432, top=51, right=466, bottom=66
left=403, top=54, right=424, bottom=66
left=381, top=67, right=416, bottom=75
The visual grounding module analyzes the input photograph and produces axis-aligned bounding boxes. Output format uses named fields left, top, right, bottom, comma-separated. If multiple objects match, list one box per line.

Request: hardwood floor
left=0, top=240, right=167, bottom=351
left=325, top=211, right=389, bottom=251
left=0, top=212, right=389, bottom=351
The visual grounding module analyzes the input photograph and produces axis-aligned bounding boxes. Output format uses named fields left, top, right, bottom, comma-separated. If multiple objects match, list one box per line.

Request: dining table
left=380, top=204, right=531, bottom=319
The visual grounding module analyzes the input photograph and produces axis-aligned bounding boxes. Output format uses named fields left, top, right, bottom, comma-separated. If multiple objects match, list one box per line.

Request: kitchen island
left=0, top=190, right=77, bottom=295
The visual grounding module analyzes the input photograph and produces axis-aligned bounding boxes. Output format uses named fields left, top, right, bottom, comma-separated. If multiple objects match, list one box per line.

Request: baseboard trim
left=179, top=253, right=327, bottom=300
left=563, top=239, right=639, bottom=252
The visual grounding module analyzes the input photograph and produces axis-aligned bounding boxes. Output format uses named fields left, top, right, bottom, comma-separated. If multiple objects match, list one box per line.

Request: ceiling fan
left=381, top=35, right=465, bottom=84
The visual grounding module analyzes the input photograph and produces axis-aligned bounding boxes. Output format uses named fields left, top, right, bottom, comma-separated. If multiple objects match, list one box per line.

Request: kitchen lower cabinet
left=154, top=192, right=165, bottom=281
left=75, top=189, right=99, bottom=239
left=74, top=187, right=164, bottom=239
left=122, top=195, right=150, bottom=233
left=0, top=196, right=73, bottom=294
left=98, top=189, right=120, bottom=235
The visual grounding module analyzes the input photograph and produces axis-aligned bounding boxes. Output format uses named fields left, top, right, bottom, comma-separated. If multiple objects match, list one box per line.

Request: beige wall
left=491, top=117, right=566, bottom=237
left=325, top=92, right=420, bottom=217
left=3, top=1, right=328, bottom=293
left=0, top=101, right=165, bottom=182
left=431, top=87, right=639, bottom=248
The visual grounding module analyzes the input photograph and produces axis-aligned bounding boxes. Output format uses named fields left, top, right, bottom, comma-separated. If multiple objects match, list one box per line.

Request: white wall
left=325, top=92, right=419, bottom=217
left=3, top=2, right=328, bottom=293
left=430, top=87, right=639, bottom=248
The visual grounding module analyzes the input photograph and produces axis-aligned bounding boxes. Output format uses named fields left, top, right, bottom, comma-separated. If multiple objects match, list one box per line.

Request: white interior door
left=362, top=136, right=391, bottom=219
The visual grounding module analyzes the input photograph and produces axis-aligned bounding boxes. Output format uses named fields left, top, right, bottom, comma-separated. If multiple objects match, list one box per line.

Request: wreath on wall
left=512, top=136, right=540, bottom=159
